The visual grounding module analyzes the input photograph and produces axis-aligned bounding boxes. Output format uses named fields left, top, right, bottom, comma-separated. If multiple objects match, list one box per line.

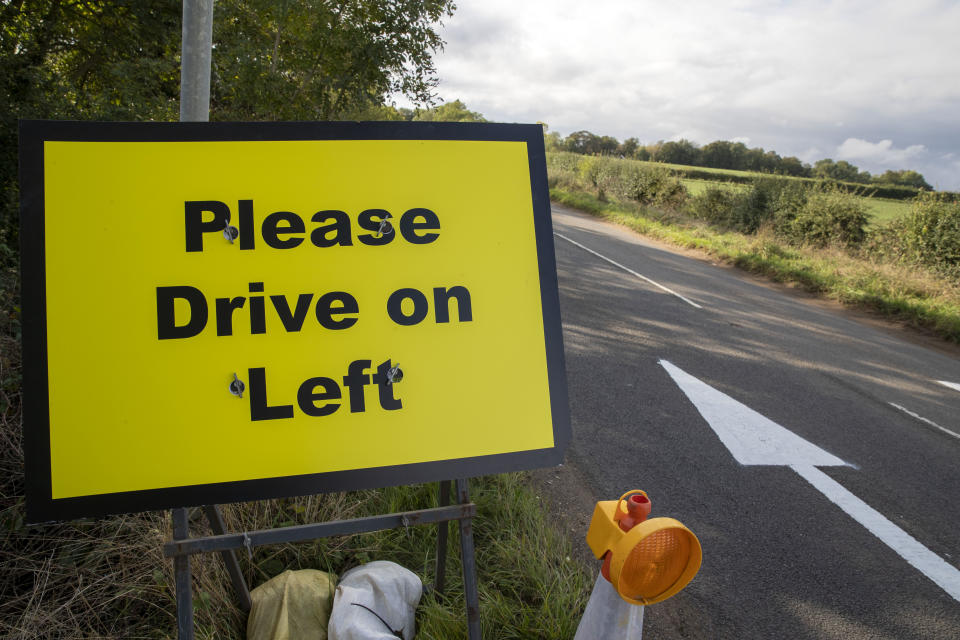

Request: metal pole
left=456, top=479, right=481, bottom=640
left=434, top=481, right=451, bottom=596
left=172, top=508, right=195, bottom=640
left=175, top=4, right=213, bottom=637
left=203, top=505, right=252, bottom=611
left=180, top=0, right=214, bottom=122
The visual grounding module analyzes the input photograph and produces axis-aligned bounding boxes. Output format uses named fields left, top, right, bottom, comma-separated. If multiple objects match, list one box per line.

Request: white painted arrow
left=660, top=359, right=960, bottom=603
left=936, top=380, right=960, bottom=393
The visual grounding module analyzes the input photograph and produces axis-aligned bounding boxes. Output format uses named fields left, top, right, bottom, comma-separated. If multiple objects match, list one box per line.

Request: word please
left=185, top=200, right=440, bottom=252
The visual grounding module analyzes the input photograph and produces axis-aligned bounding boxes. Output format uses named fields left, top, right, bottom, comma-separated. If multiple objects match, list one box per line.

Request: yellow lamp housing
left=586, top=491, right=702, bottom=605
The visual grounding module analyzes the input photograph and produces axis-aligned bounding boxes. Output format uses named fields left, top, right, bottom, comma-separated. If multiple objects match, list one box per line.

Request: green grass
left=682, top=178, right=746, bottom=197
left=648, top=161, right=762, bottom=179
left=863, top=197, right=912, bottom=226
left=550, top=188, right=960, bottom=344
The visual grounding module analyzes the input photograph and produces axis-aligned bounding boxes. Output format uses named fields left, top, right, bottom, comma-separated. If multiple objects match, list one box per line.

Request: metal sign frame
left=167, top=480, right=481, bottom=640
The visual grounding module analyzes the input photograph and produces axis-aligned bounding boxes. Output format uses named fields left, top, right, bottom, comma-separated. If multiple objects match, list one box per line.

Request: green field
left=681, top=178, right=745, bottom=196
left=654, top=162, right=762, bottom=179
left=863, top=197, right=913, bottom=225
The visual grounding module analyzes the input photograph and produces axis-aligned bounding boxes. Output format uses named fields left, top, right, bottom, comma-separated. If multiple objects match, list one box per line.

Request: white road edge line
left=889, top=403, right=960, bottom=441
left=792, top=464, right=960, bottom=602
left=554, top=232, right=703, bottom=309
left=936, top=380, right=960, bottom=393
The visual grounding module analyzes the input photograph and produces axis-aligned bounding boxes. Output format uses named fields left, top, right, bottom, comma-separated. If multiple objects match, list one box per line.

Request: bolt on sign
left=19, top=121, right=570, bottom=524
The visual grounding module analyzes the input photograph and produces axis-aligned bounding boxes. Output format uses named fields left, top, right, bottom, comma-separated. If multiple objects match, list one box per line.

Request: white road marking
left=659, top=359, right=846, bottom=466
left=936, top=380, right=960, bottom=393
left=889, top=403, right=960, bottom=441
left=554, top=232, right=703, bottom=309
left=661, top=359, right=960, bottom=603
left=792, top=464, right=960, bottom=602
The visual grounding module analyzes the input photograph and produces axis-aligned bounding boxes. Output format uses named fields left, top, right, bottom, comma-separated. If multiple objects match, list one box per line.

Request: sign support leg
left=456, top=479, right=481, bottom=640
left=203, top=505, right=252, bottom=611
left=172, top=508, right=195, bottom=640
left=434, top=480, right=451, bottom=596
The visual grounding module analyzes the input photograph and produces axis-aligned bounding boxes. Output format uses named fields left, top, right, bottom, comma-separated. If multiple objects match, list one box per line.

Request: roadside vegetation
left=548, top=152, right=960, bottom=343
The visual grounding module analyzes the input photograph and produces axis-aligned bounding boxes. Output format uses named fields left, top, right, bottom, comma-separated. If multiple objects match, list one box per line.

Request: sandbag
left=247, top=569, right=336, bottom=640
left=328, top=561, right=422, bottom=640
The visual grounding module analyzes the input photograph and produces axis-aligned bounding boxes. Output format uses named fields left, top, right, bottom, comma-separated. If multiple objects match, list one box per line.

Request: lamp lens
left=618, top=527, right=692, bottom=601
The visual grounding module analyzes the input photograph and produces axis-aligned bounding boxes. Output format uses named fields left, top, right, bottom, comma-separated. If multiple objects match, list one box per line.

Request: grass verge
left=551, top=188, right=960, bottom=344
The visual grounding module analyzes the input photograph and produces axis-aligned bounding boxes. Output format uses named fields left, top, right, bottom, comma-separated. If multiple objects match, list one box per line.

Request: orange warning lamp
left=586, top=490, right=702, bottom=605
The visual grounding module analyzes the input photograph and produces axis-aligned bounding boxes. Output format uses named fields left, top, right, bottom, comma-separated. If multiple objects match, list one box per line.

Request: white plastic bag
left=328, top=561, right=423, bottom=640
left=574, top=572, right=644, bottom=639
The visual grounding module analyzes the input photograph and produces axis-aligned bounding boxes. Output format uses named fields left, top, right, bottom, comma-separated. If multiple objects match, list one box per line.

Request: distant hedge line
left=676, top=166, right=924, bottom=200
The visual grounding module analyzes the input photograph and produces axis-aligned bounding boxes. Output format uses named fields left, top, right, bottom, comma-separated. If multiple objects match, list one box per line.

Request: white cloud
left=414, top=0, right=960, bottom=188
left=836, top=139, right=927, bottom=168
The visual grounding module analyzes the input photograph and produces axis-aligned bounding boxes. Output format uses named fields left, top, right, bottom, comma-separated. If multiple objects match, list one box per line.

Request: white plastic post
left=574, top=572, right=644, bottom=639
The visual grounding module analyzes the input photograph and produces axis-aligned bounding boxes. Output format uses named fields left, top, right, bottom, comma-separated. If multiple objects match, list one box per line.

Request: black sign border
left=19, top=120, right=570, bottom=524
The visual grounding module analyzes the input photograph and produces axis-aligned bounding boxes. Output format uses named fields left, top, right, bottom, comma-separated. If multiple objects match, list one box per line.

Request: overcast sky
left=403, top=0, right=960, bottom=190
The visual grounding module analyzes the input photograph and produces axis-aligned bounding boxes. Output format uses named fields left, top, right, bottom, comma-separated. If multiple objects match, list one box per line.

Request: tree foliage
left=413, top=98, right=485, bottom=122
left=210, top=0, right=455, bottom=121
left=813, top=158, right=871, bottom=184
left=874, top=169, right=932, bottom=190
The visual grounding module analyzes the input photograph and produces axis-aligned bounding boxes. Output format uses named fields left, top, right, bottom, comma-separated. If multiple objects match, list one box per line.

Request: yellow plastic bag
left=247, top=569, right=336, bottom=640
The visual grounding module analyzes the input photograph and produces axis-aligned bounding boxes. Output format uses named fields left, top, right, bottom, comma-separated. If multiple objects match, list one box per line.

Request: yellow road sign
left=20, top=121, right=569, bottom=523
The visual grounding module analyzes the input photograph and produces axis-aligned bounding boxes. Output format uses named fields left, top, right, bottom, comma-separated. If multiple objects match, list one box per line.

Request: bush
left=900, top=192, right=960, bottom=278
left=731, top=178, right=784, bottom=232
left=782, top=184, right=868, bottom=247
left=546, top=168, right=579, bottom=192
left=545, top=151, right=583, bottom=174
left=577, top=156, right=605, bottom=191
left=689, top=186, right=739, bottom=225
left=609, top=162, right=685, bottom=208
left=689, top=177, right=797, bottom=233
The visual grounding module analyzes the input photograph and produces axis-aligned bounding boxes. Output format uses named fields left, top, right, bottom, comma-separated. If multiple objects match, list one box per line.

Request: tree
left=598, top=135, right=619, bottom=155
left=543, top=130, right=563, bottom=151
left=652, top=139, right=699, bottom=165
left=874, top=169, right=932, bottom=190
left=813, top=159, right=872, bottom=183
left=413, top=99, right=486, bottom=122
left=619, top=137, right=639, bottom=158
left=779, top=156, right=810, bottom=177
left=700, top=140, right=736, bottom=169
left=564, top=130, right=603, bottom=155
left=211, top=0, right=455, bottom=120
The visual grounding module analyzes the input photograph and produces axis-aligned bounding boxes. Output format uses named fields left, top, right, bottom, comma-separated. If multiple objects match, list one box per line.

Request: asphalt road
left=549, top=203, right=960, bottom=639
